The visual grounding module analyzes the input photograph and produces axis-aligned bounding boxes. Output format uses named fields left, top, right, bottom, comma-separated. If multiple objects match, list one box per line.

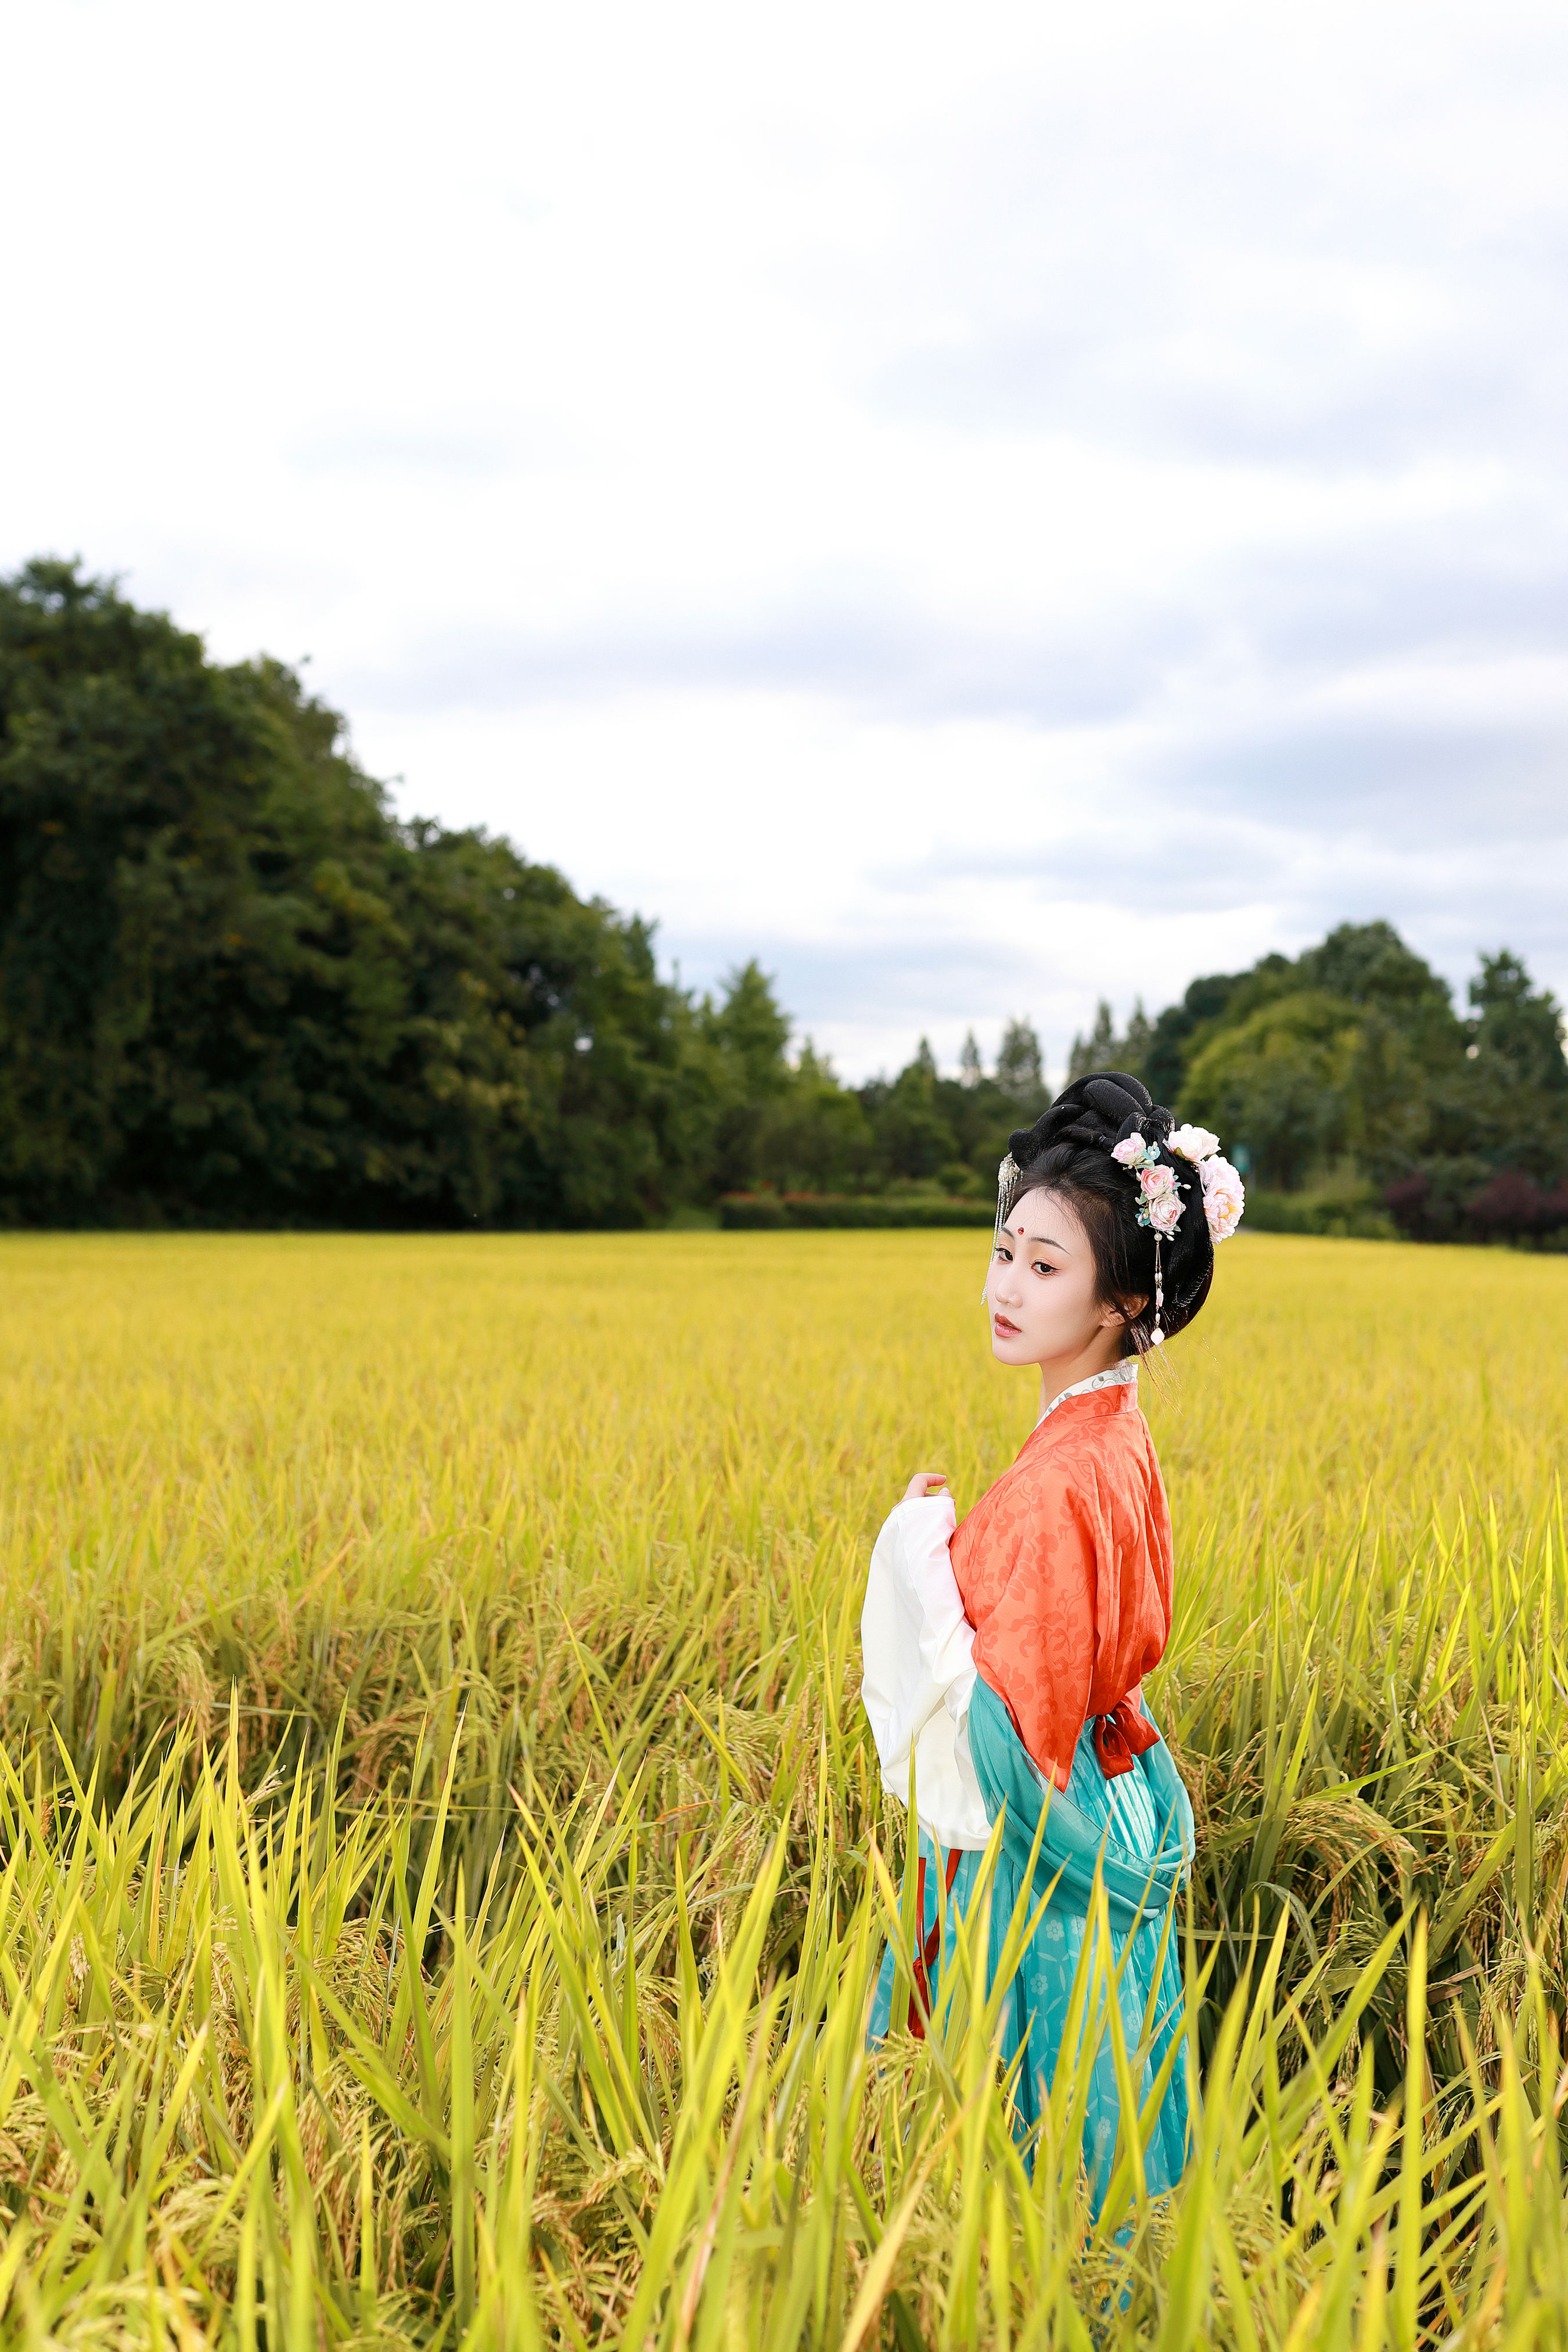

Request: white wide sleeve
left=859, top=1493, right=991, bottom=1850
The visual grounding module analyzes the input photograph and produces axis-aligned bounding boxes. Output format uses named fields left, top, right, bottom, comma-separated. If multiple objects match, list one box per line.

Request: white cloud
left=5, top=0, right=1567, bottom=1078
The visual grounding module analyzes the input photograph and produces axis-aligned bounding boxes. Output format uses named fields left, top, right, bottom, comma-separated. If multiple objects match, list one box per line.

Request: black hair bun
left=1005, top=1070, right=1168, bottom=1167
left=1006, top=1070, right=1215, bottom=1339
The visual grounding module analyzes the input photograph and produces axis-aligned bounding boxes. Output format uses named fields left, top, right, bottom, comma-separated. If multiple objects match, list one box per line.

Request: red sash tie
left=1093, top=1699, right=1161, bottom=1779
left=907, top=1843, right=962, bottom=2037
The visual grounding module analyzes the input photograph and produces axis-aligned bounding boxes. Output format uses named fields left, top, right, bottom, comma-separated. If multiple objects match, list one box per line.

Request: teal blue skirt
left=871, top=1678, right=1193, bottom=2213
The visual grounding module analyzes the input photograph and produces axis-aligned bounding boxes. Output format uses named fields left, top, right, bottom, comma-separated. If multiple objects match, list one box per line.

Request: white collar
left=1035, top=1359, right=1138, bottom=1428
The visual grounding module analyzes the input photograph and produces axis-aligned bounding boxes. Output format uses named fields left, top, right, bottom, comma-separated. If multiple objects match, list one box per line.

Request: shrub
left=1386, top=1164, right=1568, bottom=1247
left=1242, top=1187, right=1396, bottom=1240
left=1465, top=1170, right=1568, bottom=1245
left=719, top=1192, right=995, bottom=1231
left=1383, top=1158, right=1492, bottom=1242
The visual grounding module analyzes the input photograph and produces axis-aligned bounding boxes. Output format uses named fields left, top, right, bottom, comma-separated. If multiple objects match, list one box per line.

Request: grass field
left=1, top=1228, right=1567, bottom=2346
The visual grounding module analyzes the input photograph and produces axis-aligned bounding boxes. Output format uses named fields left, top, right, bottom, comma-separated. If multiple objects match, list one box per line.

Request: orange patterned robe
left=950, top=1378, right=1173, bottom=1792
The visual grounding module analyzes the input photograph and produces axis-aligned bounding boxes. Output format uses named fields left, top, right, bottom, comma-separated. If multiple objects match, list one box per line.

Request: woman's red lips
left=993, top=1314, right=1020, bottom=1335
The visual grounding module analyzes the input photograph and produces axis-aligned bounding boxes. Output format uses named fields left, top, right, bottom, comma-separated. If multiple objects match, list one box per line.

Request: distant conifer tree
left=995, top=1018, right=1046, bottom=1114
left=1067, top=1001, right=1117, bottom=1084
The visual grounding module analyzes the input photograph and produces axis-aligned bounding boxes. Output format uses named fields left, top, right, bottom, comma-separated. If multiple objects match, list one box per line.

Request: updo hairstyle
left=1002, top=1070, right=1215, bottom=1358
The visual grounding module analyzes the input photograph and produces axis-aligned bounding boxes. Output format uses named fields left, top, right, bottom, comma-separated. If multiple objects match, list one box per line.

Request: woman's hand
left=902, top=1470, right=948, bottom=1501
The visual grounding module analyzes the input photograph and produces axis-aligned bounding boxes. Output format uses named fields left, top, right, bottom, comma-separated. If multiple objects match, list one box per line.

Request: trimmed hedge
left=1242, top=1188, right=1397, bottom=1240
left=718, top=1193, right=995, bottom=1231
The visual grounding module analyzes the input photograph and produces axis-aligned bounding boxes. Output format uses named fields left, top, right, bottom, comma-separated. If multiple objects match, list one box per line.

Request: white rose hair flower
left=1168, top=1123, right=1221, bottom=1164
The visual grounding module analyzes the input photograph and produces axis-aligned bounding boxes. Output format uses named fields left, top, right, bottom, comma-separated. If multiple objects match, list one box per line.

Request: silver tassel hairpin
left=1151, top=1235, right=1164, bottom=1346
left=983, top=1152, right=1019, bottom=1301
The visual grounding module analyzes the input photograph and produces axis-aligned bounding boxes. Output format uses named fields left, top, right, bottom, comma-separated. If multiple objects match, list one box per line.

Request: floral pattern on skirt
left=870, top=1702, right=1190, bottom=2216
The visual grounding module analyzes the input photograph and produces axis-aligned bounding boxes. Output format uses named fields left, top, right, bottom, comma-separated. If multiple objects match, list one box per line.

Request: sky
left=6, top=2, right=1568, bottom=1083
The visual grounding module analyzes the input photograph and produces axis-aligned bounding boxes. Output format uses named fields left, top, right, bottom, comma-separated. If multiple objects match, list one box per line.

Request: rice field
left=1, top=1227, right=1566, bottom=2347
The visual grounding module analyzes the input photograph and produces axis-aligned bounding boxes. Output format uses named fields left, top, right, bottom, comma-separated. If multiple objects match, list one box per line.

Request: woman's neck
left=1037, top=1337, right=1129, bottom=1420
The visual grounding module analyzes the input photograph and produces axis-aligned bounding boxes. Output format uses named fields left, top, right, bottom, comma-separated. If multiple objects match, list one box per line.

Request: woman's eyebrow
left=1017, top=1230, right=1066, bottom=1248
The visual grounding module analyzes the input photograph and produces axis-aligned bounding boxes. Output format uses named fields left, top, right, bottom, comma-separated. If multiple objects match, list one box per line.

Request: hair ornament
left=984, top=1152, right=1020, bottom=1300
left=993, top=1069, right=1238, bottom=1347
left=1109, top=1123, right=1246, bottom=1249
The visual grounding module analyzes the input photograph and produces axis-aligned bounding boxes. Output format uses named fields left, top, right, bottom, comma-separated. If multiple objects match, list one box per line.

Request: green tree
left=1297, top=920, right=1461, bottom=1074
left=1122, top=998, right=1153, bottom=1080
left=703, top=960, right=792, bottom=1098
left=1469, top=951, right=1567, bottom=1091
left=861, top=1051, right=958, bottom=1184
left=1067, top=1001, right=1117, bottom=1084
left=1182, top=992, right=1363, bottom=1191
left=753, top=1042, right=874, bottom=1192
left=0, top=559, right=710, bottom=1228
left=994, top=1017, right=1046, bottom=1115
left=1409, top=948, right=1568, bottom=1189
left=696, top=961, right=796, bottom=1194
left=1341, top=1010, right=1429, bottom=1177
left=1133, top=919, right=1566, bottom=1225
left=1067, top=998, right=1152, bottom=1087
left=1145, top=972, right=1244, bottom=1107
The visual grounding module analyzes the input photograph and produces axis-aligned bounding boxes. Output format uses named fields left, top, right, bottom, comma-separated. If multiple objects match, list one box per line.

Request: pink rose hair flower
left=1110, top=1117, right=1245, bottom=1247
left=1112, top=1135, right=1159, bottom=1169
left=1199, top=1154, right=1245, bottom=1243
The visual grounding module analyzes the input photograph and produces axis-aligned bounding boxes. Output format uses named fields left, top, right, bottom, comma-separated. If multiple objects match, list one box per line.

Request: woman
left=860, top=1070, right=1244, bottom=2209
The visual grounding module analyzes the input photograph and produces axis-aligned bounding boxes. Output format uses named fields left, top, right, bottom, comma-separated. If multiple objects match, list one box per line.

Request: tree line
left=3, top=559, right=1563, bottom=1236
left=0, top=560, right=1041, bottom=1227
left=1063, top=929, right=1568, bottom=1243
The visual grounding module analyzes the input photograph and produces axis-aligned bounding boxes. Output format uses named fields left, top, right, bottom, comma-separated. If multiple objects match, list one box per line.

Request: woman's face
left=984, top=1185, right=1123, bottom=1371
